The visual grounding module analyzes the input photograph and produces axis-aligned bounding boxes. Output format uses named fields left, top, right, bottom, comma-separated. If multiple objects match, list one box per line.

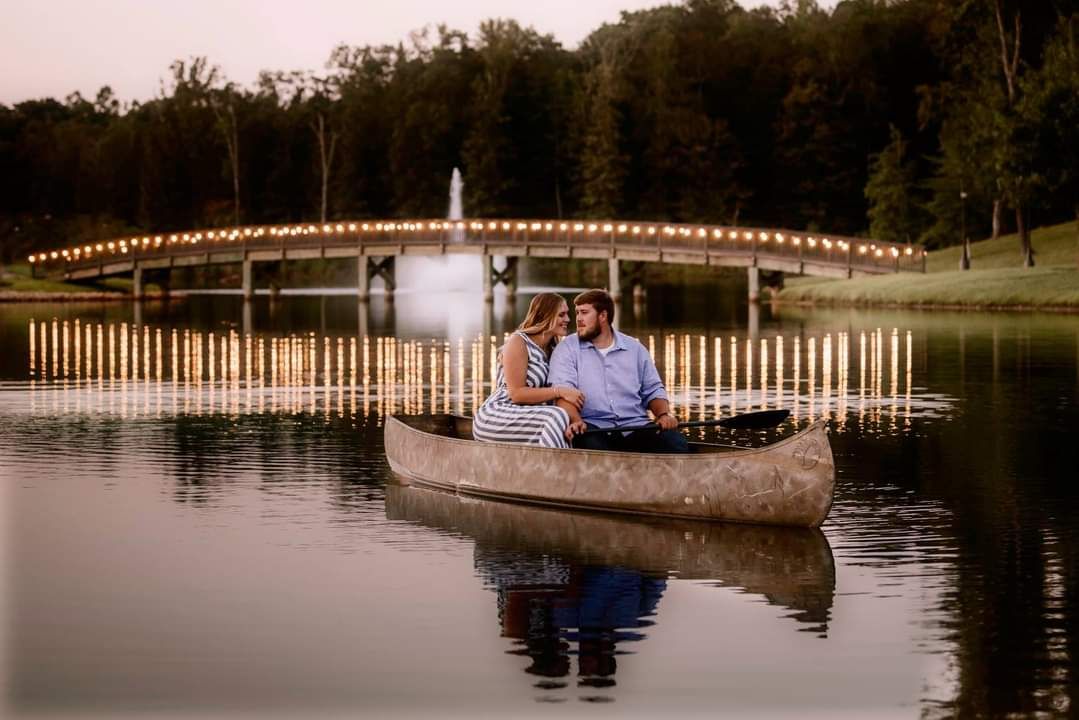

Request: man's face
left=576, top=303, right=605, bottom=342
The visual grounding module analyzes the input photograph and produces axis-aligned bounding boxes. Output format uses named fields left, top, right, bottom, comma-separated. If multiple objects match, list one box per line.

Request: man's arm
left=639, top=341, right=678, bottom=430
left=647, top=397, right=678, bottom=431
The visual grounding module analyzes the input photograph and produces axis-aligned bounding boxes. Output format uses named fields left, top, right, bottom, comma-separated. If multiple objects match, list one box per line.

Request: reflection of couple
left=473, top=289, right=688, bottom=453
left=492, top=560, right=666, bottom=687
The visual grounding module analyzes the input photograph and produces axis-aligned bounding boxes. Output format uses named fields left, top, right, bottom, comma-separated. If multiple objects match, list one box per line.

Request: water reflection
left=385, top=484, right=835, bottom=699
left=22, top=318, right=952, bottom=435
left=6, top=301, right=1079, bottom=717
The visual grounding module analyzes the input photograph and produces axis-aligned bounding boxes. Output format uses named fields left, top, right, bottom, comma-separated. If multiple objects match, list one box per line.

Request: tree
left=866, top=125, right=926, bottom=245
left=576, top=27, right=635, bottom=218
left=1022, top=14, right=1079, bottom=266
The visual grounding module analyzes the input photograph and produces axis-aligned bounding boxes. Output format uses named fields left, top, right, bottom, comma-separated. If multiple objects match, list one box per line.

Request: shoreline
left=0, top=290, right=172, bottom=303
left=768, top=297, right=1079, bottom=315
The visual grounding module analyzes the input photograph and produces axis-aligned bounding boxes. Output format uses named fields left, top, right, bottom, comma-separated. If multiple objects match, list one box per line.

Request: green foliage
left=1, top=0, right=1077, bottom=271
left=866, top=126, right=926, bottom=244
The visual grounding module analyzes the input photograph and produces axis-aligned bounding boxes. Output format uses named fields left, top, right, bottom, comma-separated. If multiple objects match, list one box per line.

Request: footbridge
left=29, top=218, right=926, bottom=301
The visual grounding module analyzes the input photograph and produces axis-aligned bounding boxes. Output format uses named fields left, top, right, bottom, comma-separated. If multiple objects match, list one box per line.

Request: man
left=548, top=289, right=688, bottom=453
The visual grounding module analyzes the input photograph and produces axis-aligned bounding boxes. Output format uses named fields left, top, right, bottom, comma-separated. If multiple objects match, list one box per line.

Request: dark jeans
left=572, top=425, right=689, bottom=453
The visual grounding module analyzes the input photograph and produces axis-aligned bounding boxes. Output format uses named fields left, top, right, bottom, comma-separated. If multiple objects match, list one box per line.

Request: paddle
left=576, top=408, right=790, bottom=437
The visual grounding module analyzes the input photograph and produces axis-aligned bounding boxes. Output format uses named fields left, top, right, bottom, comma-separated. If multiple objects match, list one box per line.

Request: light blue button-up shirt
left=547, top=331, right=667, bottom=429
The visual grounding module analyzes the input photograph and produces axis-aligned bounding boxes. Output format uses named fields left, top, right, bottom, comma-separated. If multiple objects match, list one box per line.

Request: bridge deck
left=31, top=218, right=926, bottom=281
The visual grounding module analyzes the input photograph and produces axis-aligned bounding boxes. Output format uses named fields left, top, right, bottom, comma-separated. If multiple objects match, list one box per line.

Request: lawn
left=779, top=221, right=1079, bottom=309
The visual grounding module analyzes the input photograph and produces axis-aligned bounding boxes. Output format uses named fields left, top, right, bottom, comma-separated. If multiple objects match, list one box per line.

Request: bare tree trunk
left=313, top=113, right=337, bottom=224
left=994, top=0, right=1021, bottom=104
left=992, top=197, right=1003, bottom=241
left=213, top=102, right=241, bottom=226
left=1017, top=205, right=1034, bottom=268
left=228, top=107, right=240, bottom=227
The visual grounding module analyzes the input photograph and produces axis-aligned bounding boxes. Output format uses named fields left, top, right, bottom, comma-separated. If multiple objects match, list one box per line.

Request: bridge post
left=132, top=266, right=144, bottom=299
left=747, top=266, right=760, bottom=302
left=505, top=257, right=518, bottom=297
left=608, top=258, right=621, bottom=300
left=358, top=256, right=370, bottom=301
left=381, top=257, right=395, bottom=302
left=483, top=255, right=494, bottom=302
left=242, top=299, right=253, bottom=337
left=242, top=259, right=254, bottom=300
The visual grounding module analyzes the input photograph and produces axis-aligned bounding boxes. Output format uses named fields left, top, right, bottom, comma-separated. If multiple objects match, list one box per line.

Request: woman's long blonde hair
left=517, top=292, right=566, bottom=356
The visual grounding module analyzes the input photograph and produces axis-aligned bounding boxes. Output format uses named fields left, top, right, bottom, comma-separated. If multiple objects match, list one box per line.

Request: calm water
left=3, top=288, right=1079, bottom=718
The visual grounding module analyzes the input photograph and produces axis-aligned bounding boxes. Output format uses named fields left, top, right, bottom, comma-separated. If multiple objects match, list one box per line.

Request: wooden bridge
left=29, top=218, right=926, bottom=301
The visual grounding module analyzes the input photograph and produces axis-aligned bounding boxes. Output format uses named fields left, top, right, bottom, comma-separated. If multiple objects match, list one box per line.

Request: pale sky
left=1, top=0, right=834, bottom=106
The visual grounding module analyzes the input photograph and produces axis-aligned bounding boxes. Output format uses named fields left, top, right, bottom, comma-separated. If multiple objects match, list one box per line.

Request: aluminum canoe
left=384, top=413, right=835, bottom=528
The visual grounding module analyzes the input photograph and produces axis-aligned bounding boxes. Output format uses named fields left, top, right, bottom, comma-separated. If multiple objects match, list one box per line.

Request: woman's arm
left=503, top=335, right=581, bottom=407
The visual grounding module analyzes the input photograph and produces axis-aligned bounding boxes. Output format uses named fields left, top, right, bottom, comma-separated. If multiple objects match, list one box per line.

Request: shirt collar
left=579, top=330, right=627, bottom=352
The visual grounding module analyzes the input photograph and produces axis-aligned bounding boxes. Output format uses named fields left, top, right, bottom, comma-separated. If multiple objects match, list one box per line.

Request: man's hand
left=564, top=419, right=587, bottom=442
left=655, top=412, right=679, bottom=431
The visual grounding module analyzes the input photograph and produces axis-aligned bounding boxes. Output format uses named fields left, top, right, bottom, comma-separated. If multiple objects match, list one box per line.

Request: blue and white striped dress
left=473, top=332, right=570, bottom=449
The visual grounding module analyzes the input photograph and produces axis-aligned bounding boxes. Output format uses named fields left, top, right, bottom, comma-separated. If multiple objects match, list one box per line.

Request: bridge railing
left=28, top=218, right=927, bottom=276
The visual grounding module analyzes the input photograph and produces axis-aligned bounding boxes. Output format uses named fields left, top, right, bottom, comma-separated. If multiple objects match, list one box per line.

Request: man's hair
left=574, top=288, right=615, bottom=326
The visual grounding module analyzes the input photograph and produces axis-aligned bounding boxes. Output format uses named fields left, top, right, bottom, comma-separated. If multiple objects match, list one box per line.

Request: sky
left=1, top=0, right=835, bottom=106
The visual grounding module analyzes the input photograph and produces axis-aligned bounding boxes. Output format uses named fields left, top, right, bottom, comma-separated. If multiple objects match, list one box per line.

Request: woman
left=473, top=293, right=584, bottom=449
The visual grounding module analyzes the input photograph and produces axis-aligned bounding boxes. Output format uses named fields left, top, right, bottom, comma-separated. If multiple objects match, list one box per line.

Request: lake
left=2, top=286, right=1078, bottom=718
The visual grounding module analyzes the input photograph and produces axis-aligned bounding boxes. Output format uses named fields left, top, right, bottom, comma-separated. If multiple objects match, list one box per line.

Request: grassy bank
left=0, top=262, right=163, bottom=301
left=779, top=222, right=1079, bottom=310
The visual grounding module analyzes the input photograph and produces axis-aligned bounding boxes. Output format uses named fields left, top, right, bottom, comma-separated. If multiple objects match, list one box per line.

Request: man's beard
left=578, top=324, right=600, bottom=342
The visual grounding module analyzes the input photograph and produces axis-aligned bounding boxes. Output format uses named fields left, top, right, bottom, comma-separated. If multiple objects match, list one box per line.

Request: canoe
left=385, top=483, right=835, bottom=631
left=384, top=413, right=835, bottom=528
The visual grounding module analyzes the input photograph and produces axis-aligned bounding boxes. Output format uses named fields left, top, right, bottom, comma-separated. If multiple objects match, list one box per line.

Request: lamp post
left=959, top=187, right=970, bottom=271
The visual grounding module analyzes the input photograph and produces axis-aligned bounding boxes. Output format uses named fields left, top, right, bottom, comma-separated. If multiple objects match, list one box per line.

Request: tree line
left=1, top=0, right=1077, bottom=266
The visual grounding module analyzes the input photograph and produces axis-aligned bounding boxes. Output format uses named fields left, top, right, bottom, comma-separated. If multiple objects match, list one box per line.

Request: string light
left=29, top=218, right=922, bottom=284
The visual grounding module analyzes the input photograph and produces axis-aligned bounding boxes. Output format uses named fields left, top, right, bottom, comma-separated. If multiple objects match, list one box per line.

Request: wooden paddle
left=576, top=408, right=790, bottom=437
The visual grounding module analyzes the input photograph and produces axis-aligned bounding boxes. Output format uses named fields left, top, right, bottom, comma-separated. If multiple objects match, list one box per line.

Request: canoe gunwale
left=387, top=412, right=829, bottom=462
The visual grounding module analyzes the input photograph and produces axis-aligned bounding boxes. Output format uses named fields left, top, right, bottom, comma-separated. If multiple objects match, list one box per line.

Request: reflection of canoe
left=385, top=484, right=835, bottom=630
left=384, top=414, right=835, bottom=528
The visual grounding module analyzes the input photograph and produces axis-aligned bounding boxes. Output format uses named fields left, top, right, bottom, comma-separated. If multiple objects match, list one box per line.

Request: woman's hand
left=554, top=386, right=584, bottom=410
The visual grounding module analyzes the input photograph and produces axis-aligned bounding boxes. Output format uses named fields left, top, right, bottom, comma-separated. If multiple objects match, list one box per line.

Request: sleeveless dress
left=473, top=332, right=570, bottom=449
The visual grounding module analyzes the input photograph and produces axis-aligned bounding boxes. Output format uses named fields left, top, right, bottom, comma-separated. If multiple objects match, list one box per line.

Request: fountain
left=388, top=168, right=502, bottom=340
left=394, top=167, right=479, bottom=294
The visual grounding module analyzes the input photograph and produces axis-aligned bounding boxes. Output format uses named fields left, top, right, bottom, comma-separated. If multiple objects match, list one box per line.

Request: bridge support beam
left=483, top=255, right=493, bottom=302
left=505, top=258, right=518, bottom=297
left=608, top=259, right=621, bottom=300
left=132, top=267, right=145, bottom=299
left=358, top=256, right=370, bottom=301
left=747, top=266, right=760, bottom=303
left=242, top=259, right=254, bottom=300
left=363, top=256, right=395, bottom=301
left=484, top=256, right=518, bottom=302
left=242, top=299, right=253, bottom=337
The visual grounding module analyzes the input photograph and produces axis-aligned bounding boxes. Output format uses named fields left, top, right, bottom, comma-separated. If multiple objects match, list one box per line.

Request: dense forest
left=1, top=0, right=1077, bottom=265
